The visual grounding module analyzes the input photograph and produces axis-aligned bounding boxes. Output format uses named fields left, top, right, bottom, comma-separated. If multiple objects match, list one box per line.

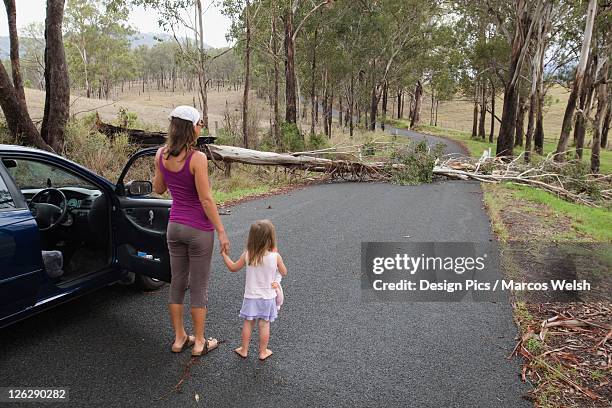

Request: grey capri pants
left=167, top=222, right=214, bottom=308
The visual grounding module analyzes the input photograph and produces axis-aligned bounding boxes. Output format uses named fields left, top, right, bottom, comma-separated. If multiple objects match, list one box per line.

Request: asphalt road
left=0, top=132, right=530, bottom=407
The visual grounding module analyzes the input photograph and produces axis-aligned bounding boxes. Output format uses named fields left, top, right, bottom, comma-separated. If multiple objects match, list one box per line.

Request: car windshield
left=6, top=159, right=96, bottom=190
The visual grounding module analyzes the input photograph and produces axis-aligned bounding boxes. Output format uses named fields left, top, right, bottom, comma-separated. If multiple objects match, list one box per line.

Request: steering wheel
left=29, top=188, right=68, bottom=231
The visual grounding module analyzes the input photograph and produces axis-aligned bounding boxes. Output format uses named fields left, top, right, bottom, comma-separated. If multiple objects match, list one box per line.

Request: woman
left=153, top=105, right=230, bottom=356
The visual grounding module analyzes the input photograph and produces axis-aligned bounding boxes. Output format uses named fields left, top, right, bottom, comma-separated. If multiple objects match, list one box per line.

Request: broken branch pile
left=511, top=302, right=611, bottom=406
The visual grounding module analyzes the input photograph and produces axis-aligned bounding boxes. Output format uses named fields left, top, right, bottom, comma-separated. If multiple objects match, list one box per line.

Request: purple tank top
left=159, top=149, right=215, bottom=231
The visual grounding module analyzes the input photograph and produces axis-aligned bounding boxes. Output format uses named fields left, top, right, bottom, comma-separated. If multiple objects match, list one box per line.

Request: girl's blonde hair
left=246, top=219, right=277, bottom=266
left=165, top=117, right=198, bottom=159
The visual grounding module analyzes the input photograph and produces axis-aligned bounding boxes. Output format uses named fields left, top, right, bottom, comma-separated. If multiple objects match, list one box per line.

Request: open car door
left=113, top=147, right=172, bottom=282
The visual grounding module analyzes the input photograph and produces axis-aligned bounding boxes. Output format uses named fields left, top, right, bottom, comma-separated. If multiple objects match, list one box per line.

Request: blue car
left=0, top=144, right=172, bottom=328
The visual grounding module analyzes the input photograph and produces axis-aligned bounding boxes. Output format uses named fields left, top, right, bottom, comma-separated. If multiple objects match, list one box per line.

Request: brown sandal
left=171, top=335, right=195, bottom=353
left=192, top=337, right=224, bottom=357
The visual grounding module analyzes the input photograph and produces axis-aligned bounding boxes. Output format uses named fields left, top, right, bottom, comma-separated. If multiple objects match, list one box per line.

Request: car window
left=6, top=159, right=96, bottom=190
left=0, top=174, right=16, bottom=210
left=121, top=154, right=168, bottom=199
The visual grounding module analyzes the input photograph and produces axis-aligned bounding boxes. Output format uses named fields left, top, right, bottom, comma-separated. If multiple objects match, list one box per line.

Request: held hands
left=271, top=282, right=279, bottom=289
left=218, top=230, right=230, bottom=255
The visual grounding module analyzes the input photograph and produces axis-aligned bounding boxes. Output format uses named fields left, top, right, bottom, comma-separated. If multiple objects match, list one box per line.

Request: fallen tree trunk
left=94, top=117, right=610, bottom=206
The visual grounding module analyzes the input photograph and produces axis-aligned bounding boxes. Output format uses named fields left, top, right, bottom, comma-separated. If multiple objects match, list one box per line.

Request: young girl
left=221, top=219, right=287, bottom=360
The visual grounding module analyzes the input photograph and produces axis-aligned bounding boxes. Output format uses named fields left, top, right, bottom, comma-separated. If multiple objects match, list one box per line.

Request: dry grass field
left=409, top=85, right=573, bottom=145
left=23, top=85, right=270, bottom=132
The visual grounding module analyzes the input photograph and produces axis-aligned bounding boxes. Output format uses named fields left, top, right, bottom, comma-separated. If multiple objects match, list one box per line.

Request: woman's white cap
left=169, top=105, right=201, bottom=125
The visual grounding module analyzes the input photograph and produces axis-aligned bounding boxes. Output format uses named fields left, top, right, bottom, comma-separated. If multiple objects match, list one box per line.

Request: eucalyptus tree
left=19, top=23, right=46, bottom=90
left=64, top=0, right=135, bottom=99
left=0, top=0, right=68, bottom=152
left=555, top=0, right=598, bottom=160
left=134, top=0, right=213, bottom=129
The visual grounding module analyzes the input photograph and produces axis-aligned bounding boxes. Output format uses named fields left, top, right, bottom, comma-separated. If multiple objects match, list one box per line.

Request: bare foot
left=258, top=349, right=273, bottom=361
left=234, top=347, right=248, bottom=358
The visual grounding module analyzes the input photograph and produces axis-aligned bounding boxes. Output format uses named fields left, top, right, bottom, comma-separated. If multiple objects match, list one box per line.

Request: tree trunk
left=339, top=97, right=343, bottom=127
left=591, top=58, right=608, bottom=173
left=4, top=0, right=26, bottom=107
left=0, top=63, right=52, bottom=151
left=349, top=73, right=354, bottom=138
left=496, top=0, right=544, bottom=157
left=574, top=54, right=597, bottom=160
left=602, top=98, right=611, bottom=148
left=525, top=92, right=537, bottom=163
left=381, top=81, right=387, bottom=131
left=328, top=92, right=333, bottom=138
left=369, top=83, right=377, bottom=131
left=534, top=91, right=545, bottom=154
left=242, top=0, right=251, bottom=149
left=310, top=24, right=318, bottom=136
left=196, top=0, right=209, bottom=130
left=514, top=95, right=526, bottom=147
left=472, top=90, right=479, bottom=138
left=283, top=10, right=297, bottom=124
left=41, top=0, right=69, bottom=153
left=478, top=82, right=487, bottom=139
left=271, top=9, right=280, bottom=147
left=322, top=70, right=328, bottom=136
left=435, top=100, right=439, bottom=127
left=410, top=81, right=423, bottom=129
left=489, top=82, right=495, bottom=143
left=555, top=0, right=597, bottom=160
left=397, top=90, right=402, bottom=119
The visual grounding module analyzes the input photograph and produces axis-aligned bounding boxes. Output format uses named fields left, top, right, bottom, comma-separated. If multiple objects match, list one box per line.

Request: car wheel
left=136, top=274, right=166, bottom=291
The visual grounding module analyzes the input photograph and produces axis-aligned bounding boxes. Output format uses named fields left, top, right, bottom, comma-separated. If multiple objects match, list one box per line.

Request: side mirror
left=125, top=180, right=152, bottom=196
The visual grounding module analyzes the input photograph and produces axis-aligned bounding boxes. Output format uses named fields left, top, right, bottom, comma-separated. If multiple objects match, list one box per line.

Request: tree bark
left=397, top=90, right=402, bottom=119
left=196, top=0, right=209, bottom=130
left=0, top=62, right=52, bottom=151
left=40, top=0, right=69, bottom=153
left=534, top=91, right=545, bottom=154
left=328, top=92, right=333, bottom=138
left=283, top=10, right=297, bottom=124
left=574, top=54, right=597, bottom=159
left=555, top=0, right=597, bottom=160
left=369, top=83, right=377, bottom=131
left=478, top=82, right=487, bottom=139
left=602, top=98, right=611, bottom=149
left=514, top=95, right=526, bottom=147
left=381, top=81, right=388, bottom=131
left=472, top=88, right=479, bottom=138
left=590, top=58, right=608, bottom=173
left=3, top=0, right=26, bottom=107
left=349, top=73, right=354, bottom=138
left=410, top=81, right=423, bottom=129
left=496, top=0, right=543, bottom=157
left=271, top=9, right=280, bottom=147
left=310, top=24, right=318, bottom=136
left=242, top=0, right=251, bottom=149
left=489, top=82, right=495, bottom=143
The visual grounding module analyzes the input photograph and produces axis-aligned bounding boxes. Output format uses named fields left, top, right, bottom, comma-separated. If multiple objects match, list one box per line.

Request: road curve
left=0, top=131, right=530, bottom=407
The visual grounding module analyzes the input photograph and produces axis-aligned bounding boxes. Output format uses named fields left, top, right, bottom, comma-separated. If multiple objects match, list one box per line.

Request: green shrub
left=280, top=122, right=304, bottom=152
left=257, top=131, right=278, bottom=152
left=63, top=118, right=135, bottom=181
left=117, top=107, right=138, bottom=128
left=387, top=141, right=444, bottom=185
left=215, top=127, right=241, bottom=146
left=308, top=133, right=329, bottom=150
left=0, top=120, right=14, bottom=144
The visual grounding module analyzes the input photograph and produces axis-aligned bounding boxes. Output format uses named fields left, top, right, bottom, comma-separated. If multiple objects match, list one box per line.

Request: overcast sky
left=0, top=1, right=232, bottom=48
